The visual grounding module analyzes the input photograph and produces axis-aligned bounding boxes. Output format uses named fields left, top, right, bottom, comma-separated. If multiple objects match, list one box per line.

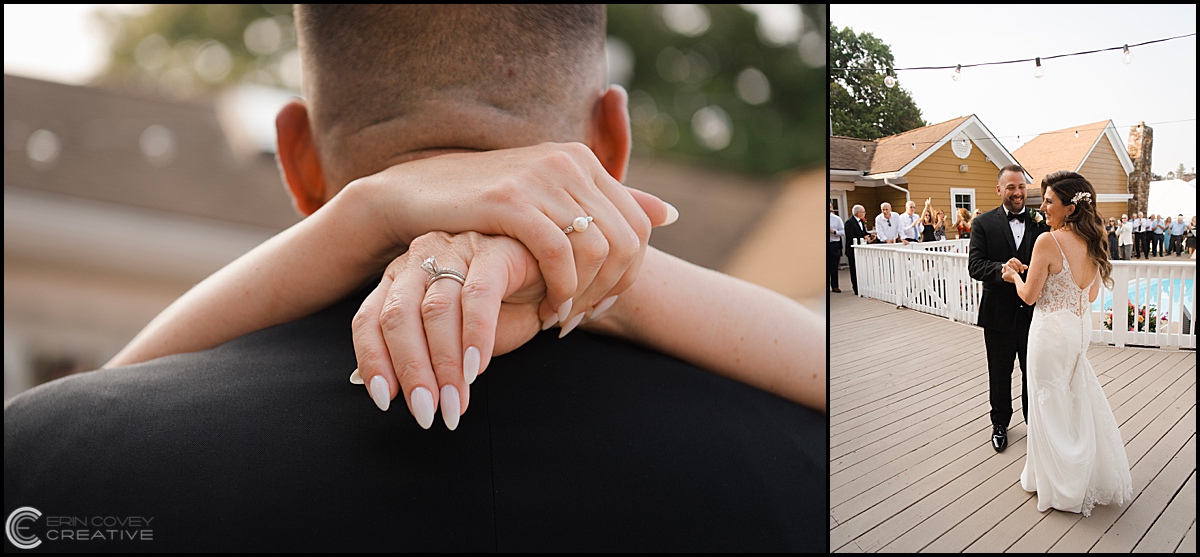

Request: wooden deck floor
left=829, top=270, right=1196, bottom=553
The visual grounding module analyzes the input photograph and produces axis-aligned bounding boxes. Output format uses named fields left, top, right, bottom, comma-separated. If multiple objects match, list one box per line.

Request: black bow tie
left=1007, top=211, right=1026, bottom=223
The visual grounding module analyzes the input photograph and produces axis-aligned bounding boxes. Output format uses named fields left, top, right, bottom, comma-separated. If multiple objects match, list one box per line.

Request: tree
left=92, top=4, right=825, bottom=176
left=829, top=24, right=926, bottom=139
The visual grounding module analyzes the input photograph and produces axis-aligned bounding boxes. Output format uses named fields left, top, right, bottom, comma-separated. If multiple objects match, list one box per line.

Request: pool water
left=1093, top=278, right=1195, bottom=315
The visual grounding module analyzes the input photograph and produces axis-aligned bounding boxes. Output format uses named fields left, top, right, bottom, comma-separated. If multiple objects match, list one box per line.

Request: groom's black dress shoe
left=991, top=424, right=1008, bottom=453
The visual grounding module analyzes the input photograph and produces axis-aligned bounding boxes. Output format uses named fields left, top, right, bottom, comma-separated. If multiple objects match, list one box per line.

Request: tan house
left=830, top=115, right=1025, bottom=237
left=1012, top=119, right=1133, bottom=221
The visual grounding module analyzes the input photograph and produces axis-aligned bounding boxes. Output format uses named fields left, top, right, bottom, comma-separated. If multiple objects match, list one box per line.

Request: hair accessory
left=1071, top=191, right=1091, bottom=205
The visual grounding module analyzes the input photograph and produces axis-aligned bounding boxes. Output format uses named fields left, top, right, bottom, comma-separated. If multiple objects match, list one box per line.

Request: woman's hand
left=350, top=231, right=551, bottom=430
left=341, top=142, right=676, bottom=331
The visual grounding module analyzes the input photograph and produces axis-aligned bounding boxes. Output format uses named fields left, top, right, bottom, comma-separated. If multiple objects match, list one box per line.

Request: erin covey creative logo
left=6, top=507, right=155, bottom=549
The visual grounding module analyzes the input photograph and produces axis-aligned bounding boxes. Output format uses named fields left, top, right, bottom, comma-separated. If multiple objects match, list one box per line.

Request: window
left=951, top=188, right=975, bottom=214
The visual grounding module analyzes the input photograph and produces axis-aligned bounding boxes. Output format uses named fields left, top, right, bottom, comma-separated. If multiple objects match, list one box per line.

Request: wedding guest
left=1117, top=214, right=1134, bottom=260
left=955, top=207, right=972, bottom=239
left=1151, top=214, right=1165, bottom=257
left=920, top=200, right=937, bottom=242
left=828, top=201, right=845, bottom=293
left=1133, top=211, right=1148, bottom=259
left=1163, top=216, right=1174, bottom=257
left=1105, top=217, right=1119, bottom=260
left=844, top=204, right=872, bottom=295
left=1169, top=213, right=1188, bottom=256
left=934, top=209, right=947, bottom=241
left=1187, top=216, right=1197, bottom=257
left=874, top=202, right=904, bottom=244
left=900, top=200, right=923, bottom=244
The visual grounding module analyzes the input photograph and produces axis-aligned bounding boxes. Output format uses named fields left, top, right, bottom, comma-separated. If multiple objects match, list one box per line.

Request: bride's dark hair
left=1041, top=170, right=1113, bottom=288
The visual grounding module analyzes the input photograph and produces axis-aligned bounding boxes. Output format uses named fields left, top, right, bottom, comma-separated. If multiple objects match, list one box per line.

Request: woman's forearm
left=105, top=187, right=399, bottom=368
left=585, top=247, right=826, bottom=412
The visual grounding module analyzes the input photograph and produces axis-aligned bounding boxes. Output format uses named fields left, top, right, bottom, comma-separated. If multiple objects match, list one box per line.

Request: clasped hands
left=1001, top=257, right=1028, bottom=283
left=340, top=142, right=673, bottom=429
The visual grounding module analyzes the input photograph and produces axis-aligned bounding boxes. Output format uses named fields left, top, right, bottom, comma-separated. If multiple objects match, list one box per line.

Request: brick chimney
left=1126, top=121, right=1152, bottom=215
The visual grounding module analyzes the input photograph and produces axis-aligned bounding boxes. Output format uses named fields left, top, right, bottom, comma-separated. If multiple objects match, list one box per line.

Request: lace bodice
left=1035, top=233, right=1090, bottom=317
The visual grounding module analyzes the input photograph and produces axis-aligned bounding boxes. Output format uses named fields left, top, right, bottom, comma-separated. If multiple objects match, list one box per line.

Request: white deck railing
left=853, top=240, right=1196, bottom=349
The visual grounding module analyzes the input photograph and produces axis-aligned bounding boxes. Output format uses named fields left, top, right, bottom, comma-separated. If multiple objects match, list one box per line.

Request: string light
left=830, top=33, right=1192, bottom=79
left=884, top=68, right=896, bottom=88
left=1033, top=57, right=1044, bottom=79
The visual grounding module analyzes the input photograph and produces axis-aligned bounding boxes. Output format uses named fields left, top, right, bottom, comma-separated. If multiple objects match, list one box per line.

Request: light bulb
left=884, top=73, right=896, bottom=88
left=951, top=64, right=961, bottom=81
left=1074, top=131, right=1079, bottom=139
left=1033, top=57, right=1044, bottom=79
left=1121, top=45, right=1132, bottom=64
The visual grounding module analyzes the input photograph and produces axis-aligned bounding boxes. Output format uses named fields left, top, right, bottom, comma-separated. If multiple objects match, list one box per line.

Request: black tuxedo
left=967, top=206, right=1048, bottom=428
left=844, top=216, right=871, bottom=294
left=4, top=281, right=825, bottom=552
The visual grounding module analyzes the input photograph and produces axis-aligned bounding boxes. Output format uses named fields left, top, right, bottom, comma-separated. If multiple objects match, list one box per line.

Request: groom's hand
left=1005, top=257, right=1028, bottom=274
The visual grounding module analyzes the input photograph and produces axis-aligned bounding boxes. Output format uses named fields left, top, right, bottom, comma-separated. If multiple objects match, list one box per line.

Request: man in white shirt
left=1170, top=214, right=1188, bottom=256
left=874, top=202, right=904, bottom=244
left=1133, top=211, right=1148, bottom=259
left=828, top=201, right=845, bottom=293
left=898, top=200, right=923, bottom=244
left=1151, top=214, right=1165, bottom=257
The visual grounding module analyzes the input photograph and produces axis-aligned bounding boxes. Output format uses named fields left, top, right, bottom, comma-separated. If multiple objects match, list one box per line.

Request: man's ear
left=275, top=99, right=328, bottom=216
left=588, top=85, right=632, bottom=183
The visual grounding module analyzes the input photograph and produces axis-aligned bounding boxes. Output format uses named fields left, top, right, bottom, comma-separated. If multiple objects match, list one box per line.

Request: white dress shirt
left=1005, top=208, right=1026, bottom=247
left=899, top=211, right=922, bottom=242
left=874, top=212, right=903, bottom=242
left=829, top=212, right=845, bottom=243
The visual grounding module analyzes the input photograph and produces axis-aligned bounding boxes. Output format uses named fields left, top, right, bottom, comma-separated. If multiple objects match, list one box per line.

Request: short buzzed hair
left=997, top=164, right=1028, bottom=183
left=295, top=5, right=607, bottom=166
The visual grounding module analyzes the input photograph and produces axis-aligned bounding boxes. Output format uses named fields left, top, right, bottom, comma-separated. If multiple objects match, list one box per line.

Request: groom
left=967, top=164, right=1048, bottom=452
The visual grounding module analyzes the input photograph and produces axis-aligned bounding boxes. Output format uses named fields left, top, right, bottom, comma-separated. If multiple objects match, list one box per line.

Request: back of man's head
left=292, top=5, right=608, bottom=189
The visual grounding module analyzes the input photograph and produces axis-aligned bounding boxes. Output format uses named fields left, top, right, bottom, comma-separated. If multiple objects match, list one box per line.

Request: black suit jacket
left=844, top=216, right=870, bottom=254
left=968, top=206, right=1048, bottom=330
left=4, top=283, right=825, bottom=552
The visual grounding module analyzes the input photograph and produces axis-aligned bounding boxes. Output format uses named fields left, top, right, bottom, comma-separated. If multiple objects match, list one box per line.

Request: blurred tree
left=829, top=24, right=926, bottom=139
left=94, top=4, right=824, bottom=175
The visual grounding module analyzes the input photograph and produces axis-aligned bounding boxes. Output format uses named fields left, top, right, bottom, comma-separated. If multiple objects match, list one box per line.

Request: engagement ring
left=422, top=256, right=466, bottom=289
left=563, top=216, right=593, bottom=234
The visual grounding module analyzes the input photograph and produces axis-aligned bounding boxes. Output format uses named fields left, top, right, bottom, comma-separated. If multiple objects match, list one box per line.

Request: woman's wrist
left=335, top=177, right=413, bottom=263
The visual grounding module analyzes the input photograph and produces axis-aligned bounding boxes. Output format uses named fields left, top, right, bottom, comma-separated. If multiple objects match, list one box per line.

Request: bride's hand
left=351, top=231, right=548, bottom=430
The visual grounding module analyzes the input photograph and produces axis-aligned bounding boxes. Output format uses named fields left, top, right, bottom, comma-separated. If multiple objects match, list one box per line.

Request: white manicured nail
left=368, top=376, right=390, bottom=412
left=410, top=387, right=435, bottom=430
left=558, top=312, right=586, bottom=338
left=349, top=368, right=364, bottom=385
left=542, top=314, right=558, bottom=331
left=463, top=346, right=480, bottom=385
left=588, top=295, right=619, bottom=321
left=557, top=299, right=573, bottom=324
left=440, top=385, right=461, bottom=431
left=662, top=202, right=679, bottom=226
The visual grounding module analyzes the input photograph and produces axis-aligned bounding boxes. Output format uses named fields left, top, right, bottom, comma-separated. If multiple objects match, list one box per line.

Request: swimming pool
left=1092, top=277, right=1195, bottom=313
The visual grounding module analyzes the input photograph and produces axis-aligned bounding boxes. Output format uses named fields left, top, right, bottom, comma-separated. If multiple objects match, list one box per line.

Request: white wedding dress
left=1020, top=233, right=1133, bottom=516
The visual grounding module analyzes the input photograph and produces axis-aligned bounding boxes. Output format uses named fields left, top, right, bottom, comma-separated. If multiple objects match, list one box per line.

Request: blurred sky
left=831, top=4, right=1196, bottom=178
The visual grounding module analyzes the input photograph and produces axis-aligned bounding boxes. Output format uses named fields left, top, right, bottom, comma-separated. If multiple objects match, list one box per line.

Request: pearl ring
left=563, top=216, right=593, bottom=234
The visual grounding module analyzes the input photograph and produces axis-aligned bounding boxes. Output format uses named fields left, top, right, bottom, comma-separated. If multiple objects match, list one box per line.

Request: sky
left=831, top=4, right=1197, bottom=178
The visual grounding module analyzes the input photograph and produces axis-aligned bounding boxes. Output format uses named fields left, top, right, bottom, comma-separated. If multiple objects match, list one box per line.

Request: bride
left=1001, top=170, right=1133, bottom=516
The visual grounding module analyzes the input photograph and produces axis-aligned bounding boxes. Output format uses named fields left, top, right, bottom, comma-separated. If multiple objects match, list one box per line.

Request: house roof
left=3, top=73, right=302, bottom=230
left=1013, top=119, right=1133, bottom=182
left=3, top=73, right=785, bottom=273
left=830, top=136, right=876, bottom=171
left=830, top=115, right=1023, bottom=181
